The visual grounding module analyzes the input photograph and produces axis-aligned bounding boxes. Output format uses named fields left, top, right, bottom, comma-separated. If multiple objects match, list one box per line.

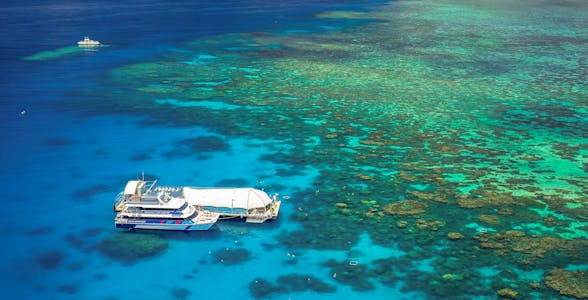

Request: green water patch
left=525, top=206, right=588, bottom=239
left=316, top=11, right=372, bottom=20
left=155, top=98, right=243, bottom=110
left=23, top=46, right=95, bottom=61
left=185, top=54, right=217, bottom=66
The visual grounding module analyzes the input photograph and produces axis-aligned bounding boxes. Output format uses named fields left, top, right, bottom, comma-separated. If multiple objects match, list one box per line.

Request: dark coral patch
left=57, top=284, right=80, bottom=294
left=163, top=136, right=230, bottom=159
left=171, top=287, right=190, bottom=300
left=71, top=184, right=112, bottom=202
left=544, top=268, right=588, bottom=299
left=249, top=274, right=335, bottom=299
left=277, top=274, right=336, bottom=293
left=212, top=248, right=251, bottom=265
left=36, top=250, right=64, bottom=270
left=322, top=259, right=374, bottom=291
left=97, top=233, right=168, bottom=264
left=249, top=278, right=287, bottom=299
left=82, top=227, right=103, bottom=237
left=64, top=234, right=89, bottom=252
left=129, top=152, right=151, bottom=161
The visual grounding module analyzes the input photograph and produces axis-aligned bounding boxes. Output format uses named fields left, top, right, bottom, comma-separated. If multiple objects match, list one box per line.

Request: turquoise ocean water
left=1, top=0, right=587, bottom=299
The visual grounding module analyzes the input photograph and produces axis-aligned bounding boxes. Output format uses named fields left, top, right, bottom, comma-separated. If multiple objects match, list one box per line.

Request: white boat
left=77, top=36, right=101, bottom=46
left=114, top=179, right=219, bottom=231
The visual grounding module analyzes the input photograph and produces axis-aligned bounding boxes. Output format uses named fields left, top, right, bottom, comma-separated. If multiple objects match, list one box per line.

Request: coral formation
left=171, top=288, right=190, bottom=300
left=447, top=232, right=465, bottom=240
left=322, top=259, right=374, bottom=291
left=248, top=274, right=335, bottom=299
left=415, top=219, right=444, bottom=231
left=396, top=220, right=409, bottom=228
left=478, top=214, right=500, bottom=224
left=383, top=200, right=428, bottom=215
left=97, top=233, right=168, bottom=264
left=473, top=230, right=588, bottom=265
left=212, top=248, right=252, bottom=265
left=57, top=284, right=80, bottom=294
left=277, top=274, right=336, bottom=293
left=36, top=251, right=64, bottom=270
left=544, top=268, right=588, bottom=299
left=335, top=202, right=348, bottom=208
left=496, top=288, right=518, bottom=299
left=249, top=278, right=287, bottom=299
left=163, top=136, right=230, bottom=159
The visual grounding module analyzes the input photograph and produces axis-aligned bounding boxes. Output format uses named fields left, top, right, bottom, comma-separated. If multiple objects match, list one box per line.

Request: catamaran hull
left=116, top=223, right=214, bottom=231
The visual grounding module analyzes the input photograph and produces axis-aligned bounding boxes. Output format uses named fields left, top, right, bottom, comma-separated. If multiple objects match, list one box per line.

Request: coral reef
left=478, top=214, right=500, bottom=224
left=97, top=233, right=168, bottom=264
left=447, top=232, right=465, bottom=240
left=473, top=230, right=588, bottom=269
left=248, top=274, right=335, bottom=299
left=396, top=220, right=409, bottom=228
left=322, top=259, right=374, bottom=291
left=71, top=184, right=112, bottom=202
left=496, top=288, right=518, bottom=299
left=171, top=288, right=190, bottom=300
left=57, top=284, right=80, bottom=294
left=415, top=219, right=444, bottom=231
left=163, top=136, right=230, bottom=159
left=249, top=278, right=287, bottom=299
left=383, top=200, right=428, bottom=215
left=544, top=268, right=588, bottom=299
left=35, top=251, right=64, bottom=270
left=278, top=208, right=361, bottom=249
left=212, top=248, right=252, bottom=265
left=277, top=274, right=336, bottom=293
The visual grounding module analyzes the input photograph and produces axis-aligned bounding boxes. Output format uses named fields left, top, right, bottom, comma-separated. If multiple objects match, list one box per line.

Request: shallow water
left=1, top=0, right=587, bottom=299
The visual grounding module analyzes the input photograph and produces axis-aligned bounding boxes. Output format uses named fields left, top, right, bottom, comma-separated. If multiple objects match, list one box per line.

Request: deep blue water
left=0, top=1, right=410, bottom=299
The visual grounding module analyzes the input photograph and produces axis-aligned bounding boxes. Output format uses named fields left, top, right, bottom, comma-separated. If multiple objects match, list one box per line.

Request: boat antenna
left=141, top=171, right=145, bottom=181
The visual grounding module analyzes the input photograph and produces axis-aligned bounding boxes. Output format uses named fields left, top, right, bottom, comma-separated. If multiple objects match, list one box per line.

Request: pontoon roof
left=183, top=187, right=272, bottom=210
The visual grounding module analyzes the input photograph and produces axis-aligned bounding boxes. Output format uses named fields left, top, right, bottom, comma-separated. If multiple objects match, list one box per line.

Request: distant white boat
left=77, top=36, right=101, bottom=46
